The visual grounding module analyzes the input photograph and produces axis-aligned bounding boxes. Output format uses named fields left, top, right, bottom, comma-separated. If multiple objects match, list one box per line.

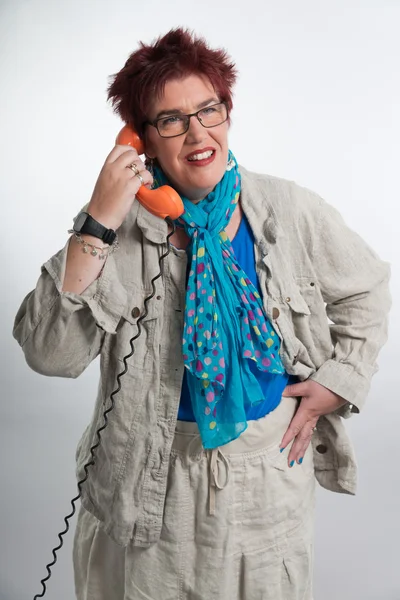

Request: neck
left=180, top=187, right=211, bottom=204
left=174, top=181, right=214, bottom=204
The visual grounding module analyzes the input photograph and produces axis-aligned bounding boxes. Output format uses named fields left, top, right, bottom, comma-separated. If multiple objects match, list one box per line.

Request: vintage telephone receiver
left=32, top=127, right=184, bottom=599
left=116, top=125, right=183, bottom=219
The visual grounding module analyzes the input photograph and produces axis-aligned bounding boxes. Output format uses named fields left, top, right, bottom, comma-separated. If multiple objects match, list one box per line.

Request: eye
left=202, top=106, right=218, bottom=115
left=161, top=115, right=184, bottom=125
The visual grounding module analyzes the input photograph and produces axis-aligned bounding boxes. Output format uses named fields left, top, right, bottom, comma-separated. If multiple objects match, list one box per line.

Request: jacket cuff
left=309, top=359, right=370, bottom=416
left=43, top=242, right=128, bottom=334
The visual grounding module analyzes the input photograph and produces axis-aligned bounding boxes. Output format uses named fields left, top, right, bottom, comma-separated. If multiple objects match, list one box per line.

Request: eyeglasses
left=145, top=102, right=228, bottom=138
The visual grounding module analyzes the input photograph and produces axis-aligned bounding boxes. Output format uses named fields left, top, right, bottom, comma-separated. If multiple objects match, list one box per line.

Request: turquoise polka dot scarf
left=153, top=152, right=285, bottom=449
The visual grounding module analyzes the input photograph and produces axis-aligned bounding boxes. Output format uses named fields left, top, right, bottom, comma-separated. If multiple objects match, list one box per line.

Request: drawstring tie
left=208, top=447, right=230, bottom=516
left=184, top=435, right=230, bottom=516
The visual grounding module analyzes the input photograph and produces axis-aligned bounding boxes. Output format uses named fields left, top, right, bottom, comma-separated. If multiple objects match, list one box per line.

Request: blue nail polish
left=280, top=447, right=286, bottom=453
left=299, top=457, right=303, bottom=465
left=290, top=460, right=295, bottom=468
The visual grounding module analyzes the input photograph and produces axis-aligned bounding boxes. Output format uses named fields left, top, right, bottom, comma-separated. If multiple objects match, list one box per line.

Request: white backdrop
left=1, top=1, right=399, bottom=598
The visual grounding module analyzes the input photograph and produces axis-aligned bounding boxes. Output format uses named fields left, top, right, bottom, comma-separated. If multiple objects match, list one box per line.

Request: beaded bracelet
left=68, top=230, right=119, bottom=260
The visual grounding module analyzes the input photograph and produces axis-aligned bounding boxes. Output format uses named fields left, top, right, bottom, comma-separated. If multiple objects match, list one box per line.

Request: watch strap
left=75, top=212, right=117, bottom=245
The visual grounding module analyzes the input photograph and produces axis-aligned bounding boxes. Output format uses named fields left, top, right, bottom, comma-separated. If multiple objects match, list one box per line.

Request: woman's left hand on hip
left=280, top=380, right=347, bottom=467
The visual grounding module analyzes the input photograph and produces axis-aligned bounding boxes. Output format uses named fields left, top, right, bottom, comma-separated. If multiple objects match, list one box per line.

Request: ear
left=143, top=130, right=157, bottom=160
left=144, top=148, right=156, bottom=160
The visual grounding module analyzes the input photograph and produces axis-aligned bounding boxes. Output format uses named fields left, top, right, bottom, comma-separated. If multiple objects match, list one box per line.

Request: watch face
left=74, top=212, right=88, bottom=232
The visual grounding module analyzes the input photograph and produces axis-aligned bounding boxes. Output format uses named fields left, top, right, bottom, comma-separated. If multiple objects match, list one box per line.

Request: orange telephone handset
left=116, top=125, right=184, bottom=220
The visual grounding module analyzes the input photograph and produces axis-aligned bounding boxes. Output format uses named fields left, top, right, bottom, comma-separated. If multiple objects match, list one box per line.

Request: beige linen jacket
left=13, top=166, right=391, bottom=547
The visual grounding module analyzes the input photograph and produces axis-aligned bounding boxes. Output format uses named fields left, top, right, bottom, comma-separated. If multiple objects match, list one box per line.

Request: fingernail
left=298, top=457, right=303, bottom=465
left=289, top=460, right=295, bottom=468
left=280, top=447, right=286, bottom=453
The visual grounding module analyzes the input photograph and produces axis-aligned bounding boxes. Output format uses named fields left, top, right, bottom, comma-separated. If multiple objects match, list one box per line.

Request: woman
left=13, top=28, right=391, bottom=599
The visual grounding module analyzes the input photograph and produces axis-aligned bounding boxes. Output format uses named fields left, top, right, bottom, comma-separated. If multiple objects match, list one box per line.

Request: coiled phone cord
left=33, top=217, right=175, bottom=599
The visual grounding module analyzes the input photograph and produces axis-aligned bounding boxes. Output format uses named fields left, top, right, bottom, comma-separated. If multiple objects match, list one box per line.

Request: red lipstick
left=185, top=147, right=216, bottom=167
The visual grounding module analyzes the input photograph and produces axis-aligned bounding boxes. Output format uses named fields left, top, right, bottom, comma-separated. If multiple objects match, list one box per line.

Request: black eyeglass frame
left=144, top=102, right=229, bottom=138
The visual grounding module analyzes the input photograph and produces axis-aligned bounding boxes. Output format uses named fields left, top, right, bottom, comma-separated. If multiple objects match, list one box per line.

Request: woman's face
left=144, top=74, right=230, bottom=203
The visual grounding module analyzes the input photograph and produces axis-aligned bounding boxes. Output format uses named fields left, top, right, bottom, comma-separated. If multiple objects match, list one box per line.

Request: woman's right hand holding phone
left=62, top=145, right=152, bottom=294
left=87, top=145, right=153, bottom=231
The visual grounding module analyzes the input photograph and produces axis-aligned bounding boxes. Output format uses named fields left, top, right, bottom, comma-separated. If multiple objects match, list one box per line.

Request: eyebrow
left=154, top=97, right=219, bottom=120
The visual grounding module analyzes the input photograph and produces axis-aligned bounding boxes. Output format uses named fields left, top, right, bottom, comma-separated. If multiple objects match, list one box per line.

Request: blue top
left=178, top=213, right=297, bottom=422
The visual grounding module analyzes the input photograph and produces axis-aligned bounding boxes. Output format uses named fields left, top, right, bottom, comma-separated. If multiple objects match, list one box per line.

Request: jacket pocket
left=291, top=277, right=333, bottom=366
left=267, top=280, right=310, bottom=342
left=122, top=286, right=161, bottom=325
left=114, top=286, right=162, bottom=373
left=266, top=278, right=318, bottom=371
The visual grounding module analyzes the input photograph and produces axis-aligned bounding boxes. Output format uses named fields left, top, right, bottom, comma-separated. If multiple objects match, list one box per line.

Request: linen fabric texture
left=13, top=166, right=391, bottom=549
left=73, top=396, right=315, bottom=600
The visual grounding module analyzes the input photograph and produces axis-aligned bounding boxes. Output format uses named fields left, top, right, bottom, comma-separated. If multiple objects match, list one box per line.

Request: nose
left=185, top=114, right=207, bottom=143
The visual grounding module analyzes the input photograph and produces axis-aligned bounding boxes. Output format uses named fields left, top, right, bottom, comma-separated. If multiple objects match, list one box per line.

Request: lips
left=184, top=147, right=216, bottom=167
left=185, top=147, right=216, bottom=161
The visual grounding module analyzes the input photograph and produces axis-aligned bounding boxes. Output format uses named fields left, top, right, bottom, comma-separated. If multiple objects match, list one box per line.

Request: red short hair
left=107, top=27, right=237, bottom=138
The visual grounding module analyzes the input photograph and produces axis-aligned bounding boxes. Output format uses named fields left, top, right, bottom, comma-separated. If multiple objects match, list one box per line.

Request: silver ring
left=135, top=172, right=144, bottom=185
left=127, top=162, right=139, bottom=175
left=312, top=426, right=317, bottom=433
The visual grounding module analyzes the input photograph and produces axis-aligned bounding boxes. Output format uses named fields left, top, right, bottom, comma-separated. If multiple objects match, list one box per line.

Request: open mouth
left=185, top=148, right=216, bottom=166
left=187, top=150, right=215, bottom=162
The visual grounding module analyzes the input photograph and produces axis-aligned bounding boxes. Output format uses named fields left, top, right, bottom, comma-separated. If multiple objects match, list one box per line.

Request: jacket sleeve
left=13, top=238, right=128, bottom=379
left=307, top=196, right=391, bottom=415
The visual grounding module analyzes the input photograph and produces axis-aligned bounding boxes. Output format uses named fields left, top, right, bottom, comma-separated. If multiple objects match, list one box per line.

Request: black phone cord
left=33, top=217, right=175, bottom=599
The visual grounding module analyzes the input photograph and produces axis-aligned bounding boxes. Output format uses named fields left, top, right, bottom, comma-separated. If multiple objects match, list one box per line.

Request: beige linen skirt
left=73, top=396, right=315, bottom=600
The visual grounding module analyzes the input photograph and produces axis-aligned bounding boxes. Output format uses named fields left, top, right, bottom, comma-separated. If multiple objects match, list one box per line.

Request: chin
left=167, top=161, right=226, bottom=201
left=187, top=178, right=220, bottom=201
left=190, top=167, right=225, bottom=191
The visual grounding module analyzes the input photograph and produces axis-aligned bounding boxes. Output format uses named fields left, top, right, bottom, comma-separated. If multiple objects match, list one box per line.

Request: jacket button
left=272, top=307, right=280, bottom=319
left=131, top=307, right=140, bottom=318
left=286, top=297, right=291, bottom=303
left=316, top=444, right=328, bottom=454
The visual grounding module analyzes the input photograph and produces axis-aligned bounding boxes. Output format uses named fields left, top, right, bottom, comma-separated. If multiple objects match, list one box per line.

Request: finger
left=115, top=149, right=144, bottom=169
left=298, top=418, right=318, bottom=459
left=279, top=406, right=310, bottom=452
left=104, top=145, right=140, bottom=165
left=287, top=422, right=316, bottom=466
left=124, top=160, right=148, bottom=178
left=282, top=381, right=309, bottom=398
left=105, top=146, right=140, bottom=166
left=128, top=168, right=153, bottom=190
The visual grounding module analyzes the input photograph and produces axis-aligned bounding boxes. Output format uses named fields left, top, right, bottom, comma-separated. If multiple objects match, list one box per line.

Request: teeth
left=187, top=150, right=214, bottom=161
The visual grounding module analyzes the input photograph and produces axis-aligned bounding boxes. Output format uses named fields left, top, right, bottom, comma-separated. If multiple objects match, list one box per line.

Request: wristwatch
left=73, top=212, right=117, bottom=245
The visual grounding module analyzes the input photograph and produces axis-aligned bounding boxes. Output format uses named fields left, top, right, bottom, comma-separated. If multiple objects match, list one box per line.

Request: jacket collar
left=136, top=201, right=169, bottom=244
left=239, top=165, right=281, bottom=255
